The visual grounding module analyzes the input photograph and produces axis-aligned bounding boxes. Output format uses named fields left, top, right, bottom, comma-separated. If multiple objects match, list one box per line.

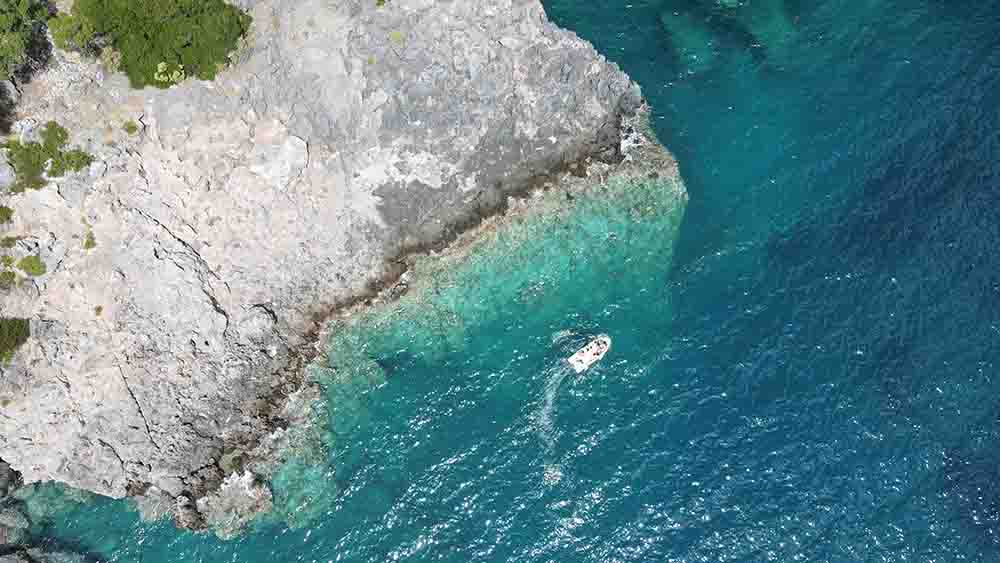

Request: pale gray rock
left=0, top=0, right=654, bottom=530
left=0, top=159, right=13, bottom=190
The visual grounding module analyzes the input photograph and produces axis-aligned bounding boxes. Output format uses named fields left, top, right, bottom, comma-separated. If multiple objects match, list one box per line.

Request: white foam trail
left=550, top=329, right=575, bottom=344
left=537, top=361, right=573, bottom=485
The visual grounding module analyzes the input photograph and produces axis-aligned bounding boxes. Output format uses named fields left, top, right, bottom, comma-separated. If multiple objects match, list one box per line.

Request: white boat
left=567, top=335, right=611, bottom=373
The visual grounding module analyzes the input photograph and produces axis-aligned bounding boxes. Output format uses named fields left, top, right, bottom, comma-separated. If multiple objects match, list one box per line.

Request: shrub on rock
left=54, top=0, right=251, bottom=88
left=3, top=121, right=93, bottom=192
left=0, top=269, right=14, bottom=289
left=0, top=317, right=28, bottom=362
left=15, top=254, right=43, bottom=276
left=49, top=9, right=97, bottom=53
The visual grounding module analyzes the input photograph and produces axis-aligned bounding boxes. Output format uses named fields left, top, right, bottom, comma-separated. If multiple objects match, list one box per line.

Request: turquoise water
left=23, top=1, right=1000, bottom=561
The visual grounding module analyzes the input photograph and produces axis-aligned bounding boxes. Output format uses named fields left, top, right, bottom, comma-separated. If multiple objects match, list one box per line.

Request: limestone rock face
left=0, top=0, right=641, bottom=526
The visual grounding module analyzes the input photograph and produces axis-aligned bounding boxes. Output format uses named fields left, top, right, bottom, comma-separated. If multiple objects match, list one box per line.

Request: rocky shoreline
left=0, top=0, right=678, bottom=535
left=1, top=461, right=88, bottom=563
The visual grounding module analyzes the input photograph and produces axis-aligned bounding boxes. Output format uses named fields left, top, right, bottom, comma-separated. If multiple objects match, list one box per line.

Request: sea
left=19, top=0, right=1000, bottom=561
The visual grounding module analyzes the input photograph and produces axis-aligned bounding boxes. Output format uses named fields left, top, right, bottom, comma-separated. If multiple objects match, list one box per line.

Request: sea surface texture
left=24, top=0, right=1000, bottom=561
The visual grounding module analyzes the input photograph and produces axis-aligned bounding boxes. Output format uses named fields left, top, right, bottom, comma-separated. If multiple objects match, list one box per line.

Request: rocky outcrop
left=0, top=461, right=28, bottom=551
left=196, top=470, right=272, bottom=539
left=0, top=461, right=86, bottom=562
left=0, top=0, right=649, bottom=529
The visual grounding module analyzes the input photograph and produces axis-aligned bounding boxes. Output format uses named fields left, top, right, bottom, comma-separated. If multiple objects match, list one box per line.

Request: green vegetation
left=0, top=235, right=17, bottom=248
left=0, top=317, right=29, bottom=362
left=4, top=137, right=47, bottom=190
left=123, top=120, right=139, bottom=135
left=83, top=230, right=96, bottom=249
left=0, top=205, right=11, bottom=223
left=49, top=10, right=98, bottom=53
left=0, top=0, right=47, bottom=81
left=15, top=254, right=44, bottom=276
left=1, top=254, right=12, bottom=267
left=52, top=0, right=251, bottom=88
left=94, top=305, right=102, bottom=316
left=4, top=121, right=93, bottom=192
left=0, top=269, right=14, bottom=289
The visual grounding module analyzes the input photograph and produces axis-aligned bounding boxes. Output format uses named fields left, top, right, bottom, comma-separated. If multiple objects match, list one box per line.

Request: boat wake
left=536, top=360, right=574, bottom=486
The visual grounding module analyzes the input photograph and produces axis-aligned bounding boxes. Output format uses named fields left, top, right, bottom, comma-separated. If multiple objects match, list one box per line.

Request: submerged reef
left=0, top=0, right=683, bottom=537
left=661, top=0, right=797, bottom=73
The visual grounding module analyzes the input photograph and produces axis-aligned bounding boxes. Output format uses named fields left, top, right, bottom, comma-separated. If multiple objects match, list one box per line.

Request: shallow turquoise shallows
left=27, top=1, right=1000, bottom=561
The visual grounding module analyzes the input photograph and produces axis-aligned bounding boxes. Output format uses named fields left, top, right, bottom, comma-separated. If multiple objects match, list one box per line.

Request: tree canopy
left=54, top=0, right=251, bottom=88
left=0, top=0, right=48, bottom=81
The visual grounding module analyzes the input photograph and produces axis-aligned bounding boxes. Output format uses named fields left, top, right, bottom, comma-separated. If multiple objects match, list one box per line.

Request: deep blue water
left=20, top=1, right=1000, bottom=561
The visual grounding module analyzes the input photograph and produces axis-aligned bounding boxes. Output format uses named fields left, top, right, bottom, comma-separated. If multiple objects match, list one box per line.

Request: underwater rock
left=661, top=8, right=720, bottom=73
left=23, top=550, right=87, bottom=563
left=0, top=506, right=29, bottom=547
left=660, top=0, right=796, bottom=71
left=721, top=0, right=796, bottom=57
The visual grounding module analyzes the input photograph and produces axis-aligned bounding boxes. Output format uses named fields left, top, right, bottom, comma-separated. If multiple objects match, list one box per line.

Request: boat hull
left=567, top=335, right=611, bottom=373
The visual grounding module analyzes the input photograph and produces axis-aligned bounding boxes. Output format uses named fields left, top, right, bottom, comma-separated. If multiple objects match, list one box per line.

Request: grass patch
left=1, top=255, right=12, bottom=267
left=0, top=206, right=12, bottom=223
left=4, top=121, right=93, bottom=192
left=123, top=120, right=139, bottom=135
left=16, top=254, right=45, bottom=276
left=0, top=317, right=29, bottom=363
left=53, top=0, right=252, bottom=89
left=83, top=230, right=96, bottom=250
left=0, top=270, right=15, bottom=290
left=4, top=137, right=48, bottom=191
left=0, top=236, right=17, bottom=248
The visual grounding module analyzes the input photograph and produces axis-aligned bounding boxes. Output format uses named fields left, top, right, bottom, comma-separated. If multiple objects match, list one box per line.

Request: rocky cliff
left=0, top=0, right=648, bottom=528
